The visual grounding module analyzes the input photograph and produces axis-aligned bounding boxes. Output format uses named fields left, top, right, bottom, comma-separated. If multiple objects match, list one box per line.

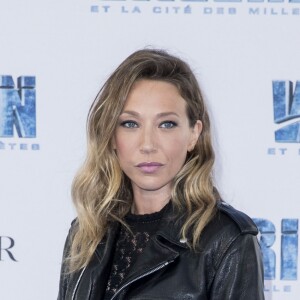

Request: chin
left=134, top=181, right=170, bottom=192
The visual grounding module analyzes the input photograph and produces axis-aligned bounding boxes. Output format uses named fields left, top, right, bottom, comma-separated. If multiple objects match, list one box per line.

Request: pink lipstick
left=136, top=162, right=163, bottom=174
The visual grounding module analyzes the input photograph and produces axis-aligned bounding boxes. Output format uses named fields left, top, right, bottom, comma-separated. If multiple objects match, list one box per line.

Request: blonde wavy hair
left=69, top=49, right=219, bottom=272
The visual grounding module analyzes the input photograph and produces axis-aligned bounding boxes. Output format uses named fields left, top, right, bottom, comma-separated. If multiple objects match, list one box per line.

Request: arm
left=210, top=234, right=265, bottom=300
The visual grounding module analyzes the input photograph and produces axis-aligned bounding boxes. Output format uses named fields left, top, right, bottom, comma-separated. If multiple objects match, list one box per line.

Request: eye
left=120, top=120, right=138, bottom=128
left=159, top=121, right=177, bottom=129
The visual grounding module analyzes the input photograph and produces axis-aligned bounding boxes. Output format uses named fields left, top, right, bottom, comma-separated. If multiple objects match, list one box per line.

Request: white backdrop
left=0, top=0, right=299, bottom=299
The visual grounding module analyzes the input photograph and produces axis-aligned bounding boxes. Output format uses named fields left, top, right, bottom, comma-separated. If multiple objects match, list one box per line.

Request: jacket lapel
left=72, top=222, right=120, bottom=300
left=112, top=214, right=189, bottom=298
left=90, top=222, right=120, bottom=299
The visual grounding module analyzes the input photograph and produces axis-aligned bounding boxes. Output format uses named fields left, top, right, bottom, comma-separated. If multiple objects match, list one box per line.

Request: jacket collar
left=156, top=201, right=190, bottom=248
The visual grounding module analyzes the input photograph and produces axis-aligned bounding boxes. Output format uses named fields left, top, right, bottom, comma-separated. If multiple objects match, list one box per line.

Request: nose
left=139, top=126, right=157, bottom=154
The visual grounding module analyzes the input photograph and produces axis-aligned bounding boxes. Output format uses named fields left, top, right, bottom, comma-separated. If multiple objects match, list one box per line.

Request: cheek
left=114, top=136, right=136, bottom=157
left=164, top=136, right=189, bottom=160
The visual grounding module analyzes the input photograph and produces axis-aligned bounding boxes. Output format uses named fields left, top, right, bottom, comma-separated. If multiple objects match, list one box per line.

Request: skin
left=113, top=79, right=202, bottom=214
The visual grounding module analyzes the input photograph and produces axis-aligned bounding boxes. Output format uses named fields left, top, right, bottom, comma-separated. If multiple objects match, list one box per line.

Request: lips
left=136, top=162, right=164, bottom=174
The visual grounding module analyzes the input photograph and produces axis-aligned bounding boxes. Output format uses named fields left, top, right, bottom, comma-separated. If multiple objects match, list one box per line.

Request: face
left=113, top=79, right=202, bottom=199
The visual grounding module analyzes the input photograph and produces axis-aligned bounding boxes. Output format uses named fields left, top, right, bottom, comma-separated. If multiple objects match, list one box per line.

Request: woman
left=58, top=49, right=264, bottom=300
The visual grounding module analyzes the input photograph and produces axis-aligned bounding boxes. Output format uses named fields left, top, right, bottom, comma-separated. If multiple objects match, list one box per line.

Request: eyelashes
left=120, top=120, right=138, bottom=128
left=119, top=120, right=178, bottom=129
left=159, top=121, right=177, bottom=129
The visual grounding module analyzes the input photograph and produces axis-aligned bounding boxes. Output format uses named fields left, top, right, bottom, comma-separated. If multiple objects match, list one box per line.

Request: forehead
left=123, top=79, right=187, bottom=113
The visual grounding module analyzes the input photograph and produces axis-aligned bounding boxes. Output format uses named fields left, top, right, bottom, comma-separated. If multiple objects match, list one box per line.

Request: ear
left=188, top=120, right=202, bottom=152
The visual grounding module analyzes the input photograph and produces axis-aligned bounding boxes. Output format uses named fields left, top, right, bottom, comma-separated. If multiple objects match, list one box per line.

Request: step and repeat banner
left=0, top=0, right=299, bottom=299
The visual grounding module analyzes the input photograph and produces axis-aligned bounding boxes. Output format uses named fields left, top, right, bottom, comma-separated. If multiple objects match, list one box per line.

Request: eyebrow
left=120, top=111, right=180, bottom=118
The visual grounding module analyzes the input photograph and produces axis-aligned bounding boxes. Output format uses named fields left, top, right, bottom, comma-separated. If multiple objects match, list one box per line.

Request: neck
left=131, top=186, right=171, bottom=215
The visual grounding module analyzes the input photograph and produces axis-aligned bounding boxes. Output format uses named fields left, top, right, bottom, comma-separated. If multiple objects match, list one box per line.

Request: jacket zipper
left=71, top=266, right=87, bottom=300
left=110, top=260, right=173, bottom=300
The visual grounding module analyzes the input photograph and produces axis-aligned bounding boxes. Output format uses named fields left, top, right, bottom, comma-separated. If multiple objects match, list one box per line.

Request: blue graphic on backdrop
left=253, top=218, right=298, bottom=281
left=0, top=76, right=36, bottom=138
left=273, top=81, right=300, bottom=143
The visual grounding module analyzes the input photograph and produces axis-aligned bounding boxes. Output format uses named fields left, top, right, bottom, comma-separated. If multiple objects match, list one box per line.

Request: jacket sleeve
left=57, top=222, right=75, bottom=300
left=210, top=233, right=265, bottom=300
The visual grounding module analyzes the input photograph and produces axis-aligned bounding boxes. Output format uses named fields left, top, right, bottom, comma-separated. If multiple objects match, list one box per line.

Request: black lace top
left=104, top=203, right=170, bottom=299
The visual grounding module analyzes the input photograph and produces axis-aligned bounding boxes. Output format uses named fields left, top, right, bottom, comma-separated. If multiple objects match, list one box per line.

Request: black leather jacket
left=58, top=202, right=265, bottom=300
